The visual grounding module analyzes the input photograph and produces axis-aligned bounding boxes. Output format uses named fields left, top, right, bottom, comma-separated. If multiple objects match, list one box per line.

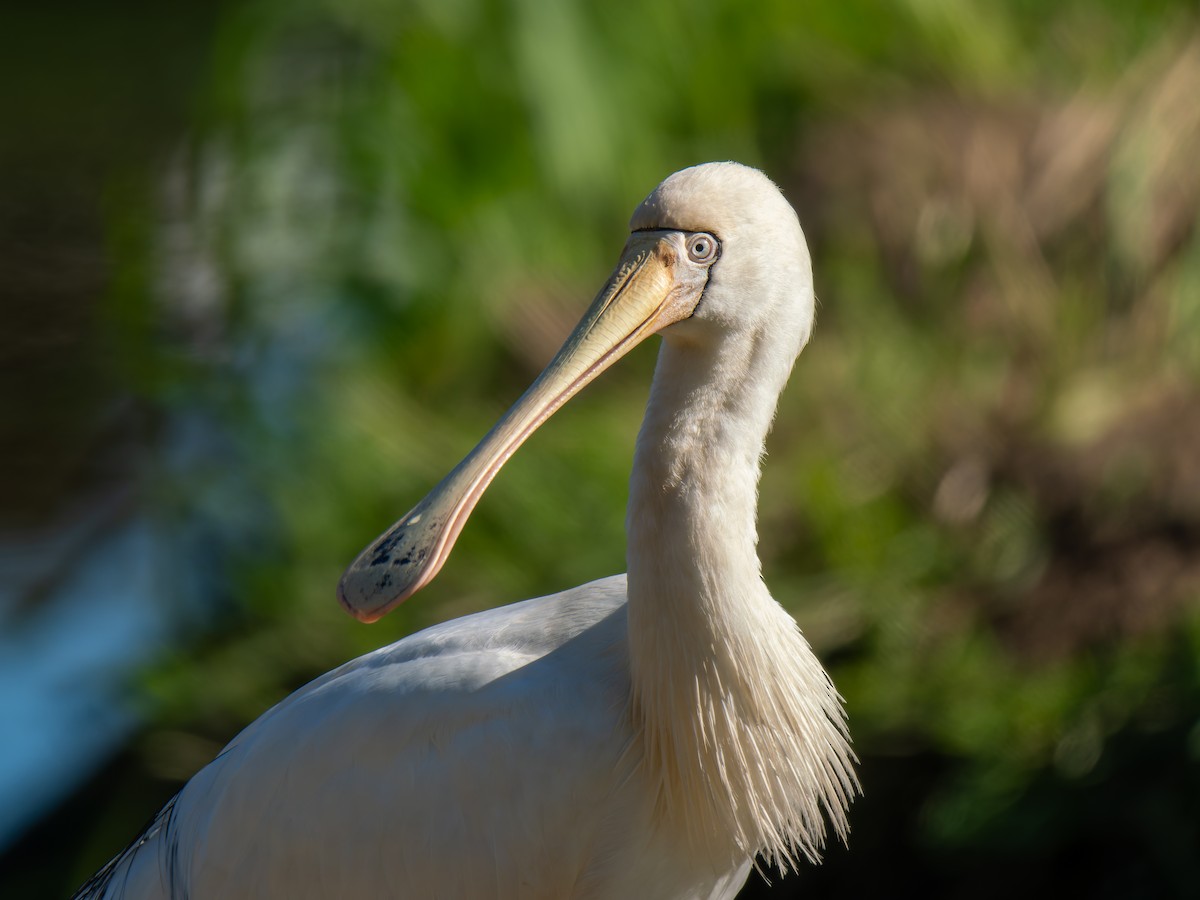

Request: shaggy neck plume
left=625, top=329, right=858, bottom=870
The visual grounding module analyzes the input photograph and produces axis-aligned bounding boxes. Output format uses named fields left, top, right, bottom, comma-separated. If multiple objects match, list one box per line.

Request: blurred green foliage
left=4, top=0, right=1200, bottom=896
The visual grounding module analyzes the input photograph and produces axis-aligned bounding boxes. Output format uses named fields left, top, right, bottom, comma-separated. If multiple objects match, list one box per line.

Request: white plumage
left=77, top=162, right=858, bottom=900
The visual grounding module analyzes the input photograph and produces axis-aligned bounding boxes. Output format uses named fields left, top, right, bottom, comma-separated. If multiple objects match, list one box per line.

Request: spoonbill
left=76, top=162, right=857, bottom=900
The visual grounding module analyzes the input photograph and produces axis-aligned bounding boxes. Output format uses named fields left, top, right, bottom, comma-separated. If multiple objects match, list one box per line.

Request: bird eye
left=686, top=233, right=718, bottom=264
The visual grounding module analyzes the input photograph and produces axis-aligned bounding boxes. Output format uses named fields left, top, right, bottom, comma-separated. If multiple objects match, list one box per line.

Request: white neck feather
left=625, top=331, right=858, bottom=871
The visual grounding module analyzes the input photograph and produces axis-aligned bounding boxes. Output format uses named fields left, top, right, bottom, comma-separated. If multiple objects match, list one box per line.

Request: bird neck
left=625, top=331, right=857, bottom=871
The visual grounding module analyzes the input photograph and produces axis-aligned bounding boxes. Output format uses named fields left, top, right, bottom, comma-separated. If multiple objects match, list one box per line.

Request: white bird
left=76, top=162, right=857, bottom=900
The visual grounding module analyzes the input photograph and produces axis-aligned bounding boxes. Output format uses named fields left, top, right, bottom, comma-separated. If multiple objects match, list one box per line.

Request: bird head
left=632, top=162, right=813, bottom=348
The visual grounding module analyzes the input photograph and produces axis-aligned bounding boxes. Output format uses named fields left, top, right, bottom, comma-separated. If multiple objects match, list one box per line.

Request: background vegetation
left=2, top=0, right=1198, bottom=896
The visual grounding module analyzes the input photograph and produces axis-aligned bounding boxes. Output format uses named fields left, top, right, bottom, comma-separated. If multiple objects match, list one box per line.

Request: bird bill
left=338, top=230, right=708, bottom=622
